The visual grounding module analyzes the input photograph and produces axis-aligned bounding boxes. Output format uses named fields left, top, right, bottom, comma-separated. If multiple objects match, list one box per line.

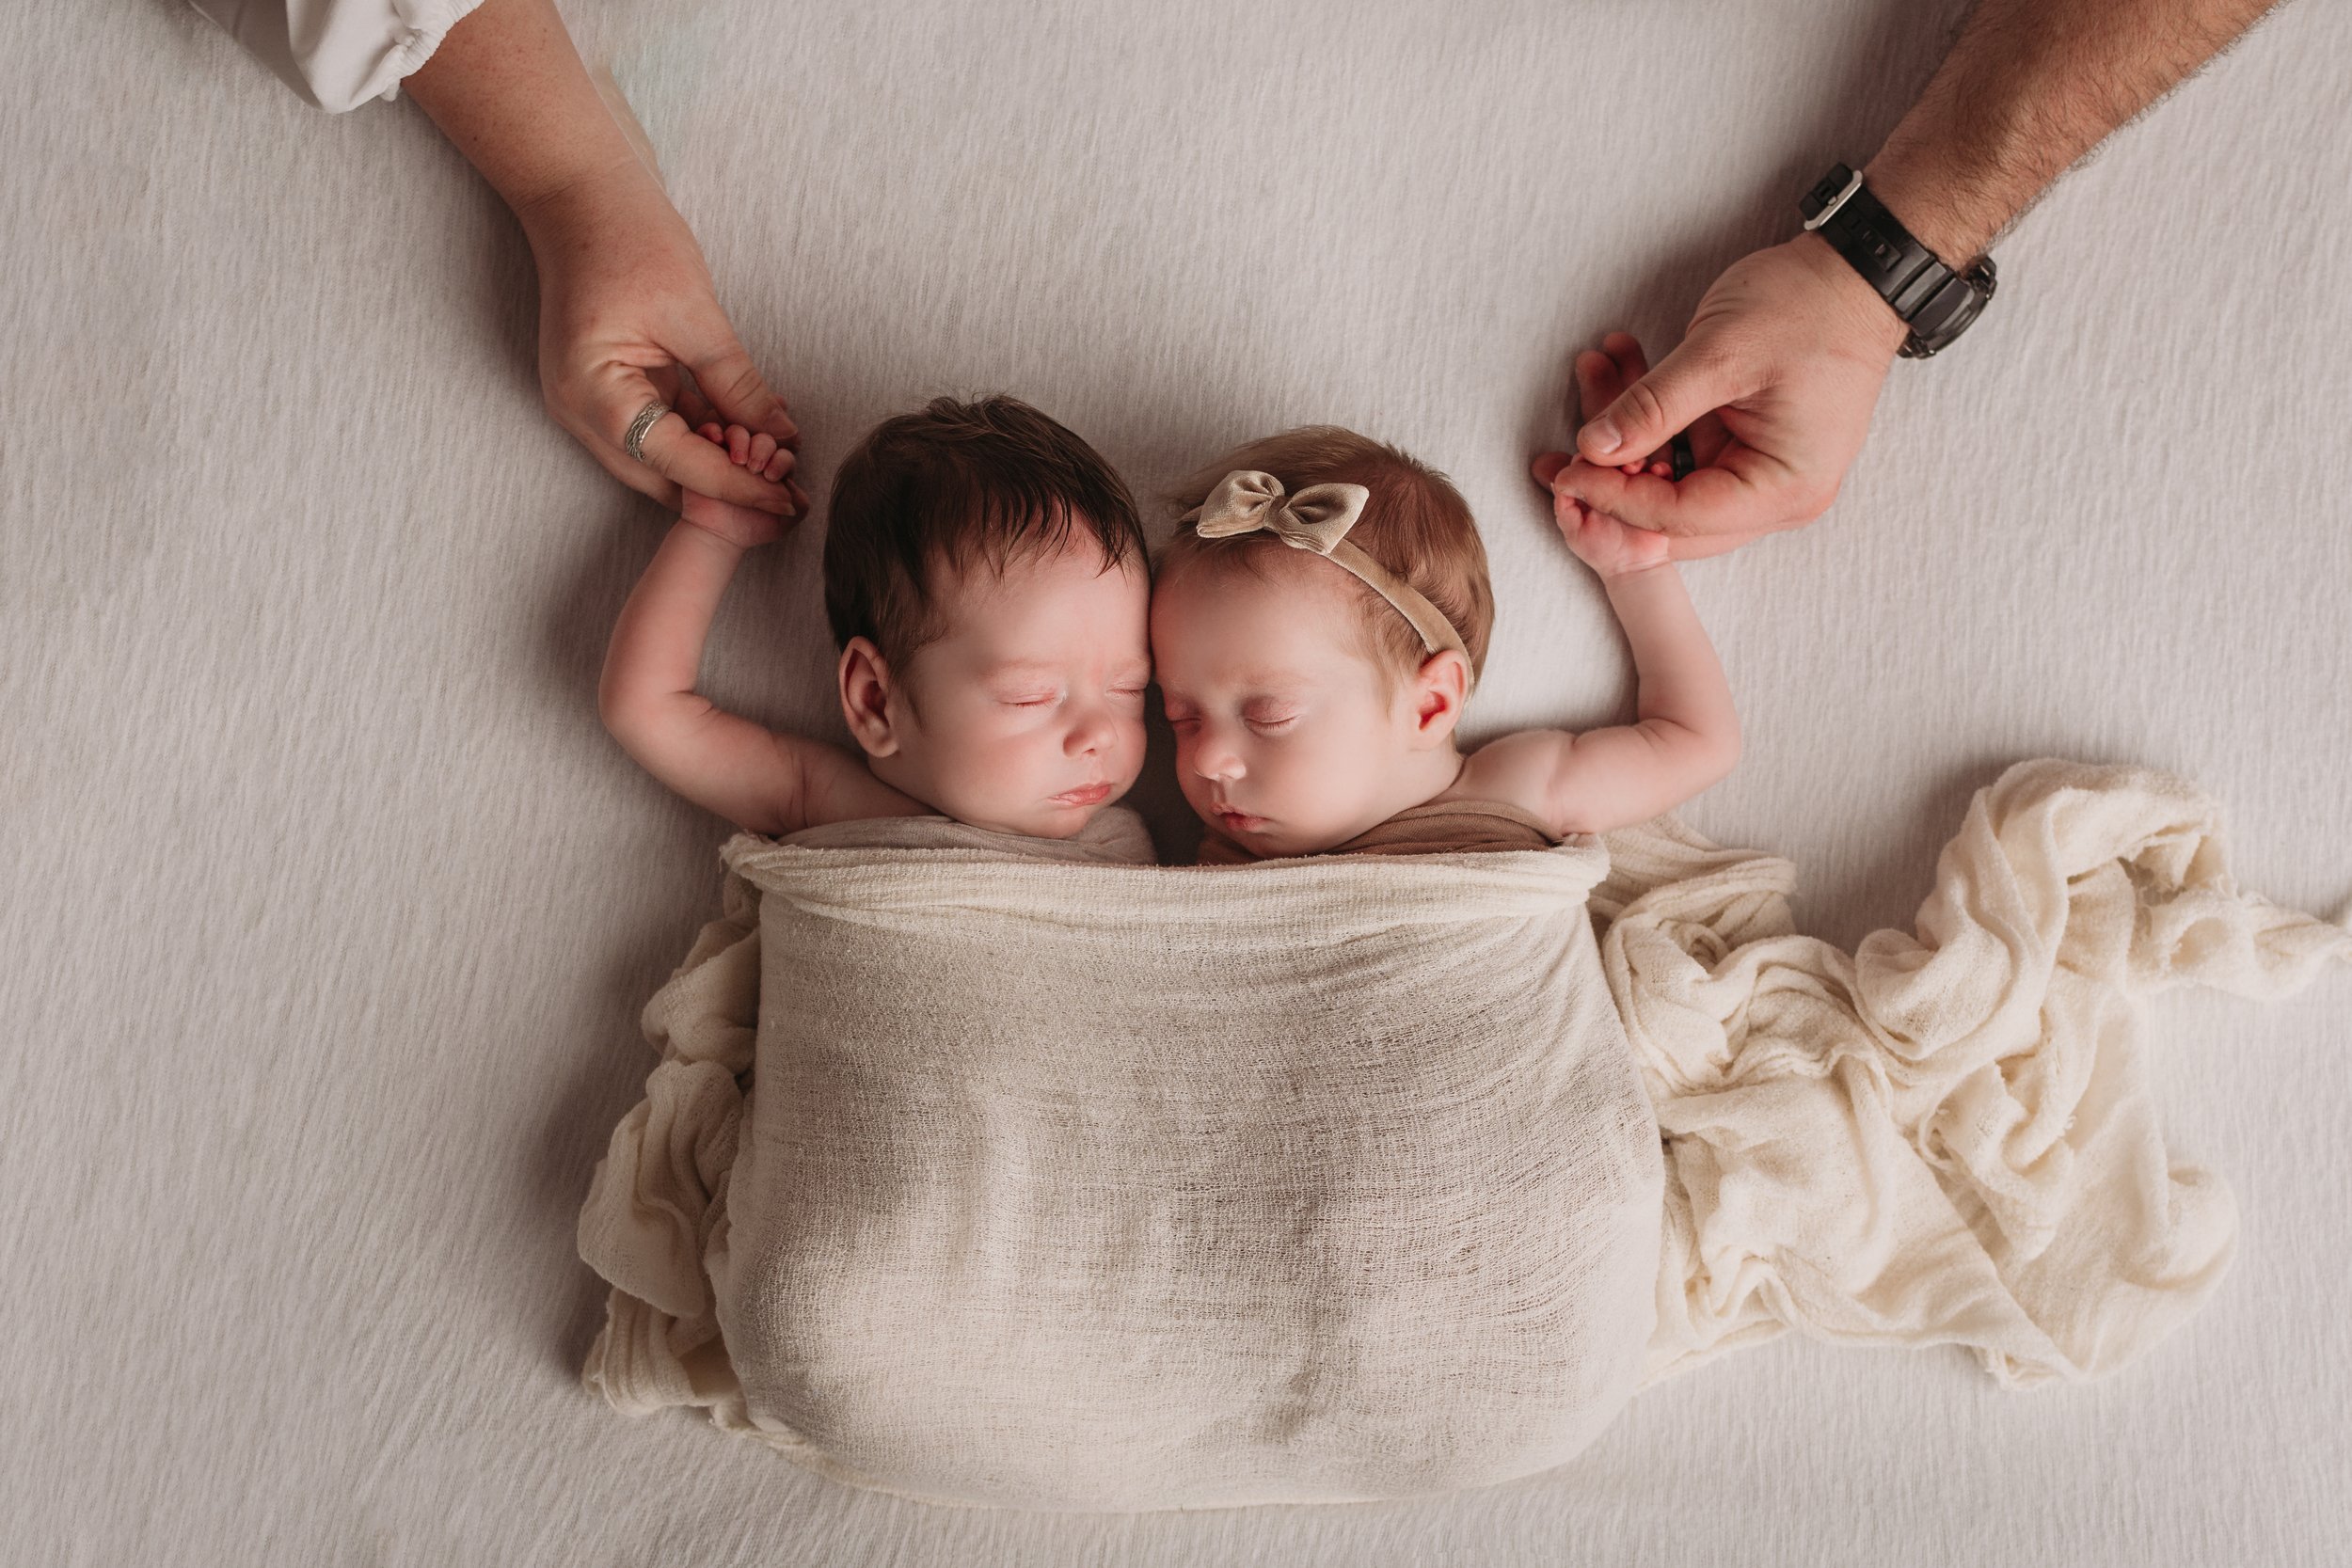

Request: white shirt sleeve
left=186, top=0, right=490, bottom=114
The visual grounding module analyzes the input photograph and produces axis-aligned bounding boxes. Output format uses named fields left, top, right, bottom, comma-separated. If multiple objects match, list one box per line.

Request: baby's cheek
left=1168, top=738, right=1207, bottom=798
left=1271, top=740, right=1343, bottom=824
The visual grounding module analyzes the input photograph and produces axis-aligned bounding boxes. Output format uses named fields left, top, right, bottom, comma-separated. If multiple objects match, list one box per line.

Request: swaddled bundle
left=584, top=809, right=1664, bottom=1508
left=579, top=760, right=2349, bottom=1511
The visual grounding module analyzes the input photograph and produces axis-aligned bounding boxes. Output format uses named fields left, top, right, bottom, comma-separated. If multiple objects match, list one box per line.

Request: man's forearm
left=403, top=0, right=644, bottom=218
left=1864, top=0, right=2283, bottom=267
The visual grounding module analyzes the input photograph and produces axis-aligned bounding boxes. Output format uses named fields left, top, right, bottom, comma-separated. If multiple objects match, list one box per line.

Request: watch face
left=1908, top=277, right=1993, bottom=356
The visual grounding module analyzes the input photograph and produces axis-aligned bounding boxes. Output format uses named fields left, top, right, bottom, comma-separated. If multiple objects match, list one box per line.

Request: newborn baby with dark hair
left=600, top=396, right=1152, bottom=841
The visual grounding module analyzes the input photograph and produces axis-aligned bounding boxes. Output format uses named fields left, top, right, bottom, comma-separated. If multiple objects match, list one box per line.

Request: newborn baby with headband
left=1151, top=336, right=1740, bottom=863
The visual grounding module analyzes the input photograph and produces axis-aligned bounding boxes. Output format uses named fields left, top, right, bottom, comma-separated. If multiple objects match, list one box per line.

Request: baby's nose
left=1191, top=743, right=1242, bottom=782
left=1065, top=702, right=1116, bottom=755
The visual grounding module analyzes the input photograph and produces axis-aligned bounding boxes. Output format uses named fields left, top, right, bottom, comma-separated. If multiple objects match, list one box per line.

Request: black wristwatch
left=1799, top=163, right=1996, bottom=359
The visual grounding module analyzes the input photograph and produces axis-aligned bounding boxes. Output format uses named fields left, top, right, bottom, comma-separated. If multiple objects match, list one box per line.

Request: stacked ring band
left=623, top=400, right=671, bottom=465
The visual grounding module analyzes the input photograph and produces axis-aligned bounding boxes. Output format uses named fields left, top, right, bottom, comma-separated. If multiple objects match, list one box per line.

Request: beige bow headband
left=1181, top=469, right=1473, bottom=677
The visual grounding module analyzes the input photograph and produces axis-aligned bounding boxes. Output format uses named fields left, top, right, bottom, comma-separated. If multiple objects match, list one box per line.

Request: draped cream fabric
left=578, top=760, right=2349, bottom=1511
left=1592, top=763, right=2352, bottom=1387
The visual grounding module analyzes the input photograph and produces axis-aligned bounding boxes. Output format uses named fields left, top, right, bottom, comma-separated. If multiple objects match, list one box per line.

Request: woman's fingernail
left=1584, top=417, right=1621, bottom=455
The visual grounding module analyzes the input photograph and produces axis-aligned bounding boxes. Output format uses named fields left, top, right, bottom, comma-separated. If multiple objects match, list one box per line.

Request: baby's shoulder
left=1445, top=729, right=1571, bottom=817
left=797, top=745, right=929, bottom=831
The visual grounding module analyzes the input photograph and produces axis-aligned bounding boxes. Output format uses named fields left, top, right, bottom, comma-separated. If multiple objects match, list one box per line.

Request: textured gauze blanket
left=576, top=759, right=2350, bottom=1511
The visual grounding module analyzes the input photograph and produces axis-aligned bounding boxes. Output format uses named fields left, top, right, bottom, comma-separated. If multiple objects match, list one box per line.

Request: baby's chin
left=1198, top=809, right=1347, bottom=860
left=947, top=791, right=1124, bottom=841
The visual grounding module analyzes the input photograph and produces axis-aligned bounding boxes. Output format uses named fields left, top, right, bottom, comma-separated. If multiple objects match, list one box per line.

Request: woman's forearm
left=402, top=0, right=644, bottom=219
left=1864, top=0, right=2283, bottom=267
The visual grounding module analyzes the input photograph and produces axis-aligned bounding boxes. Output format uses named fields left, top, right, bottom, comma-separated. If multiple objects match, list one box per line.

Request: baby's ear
left=837, top=639, right=900, bottom=758
left=1410, top=649, right=1471, bottom=741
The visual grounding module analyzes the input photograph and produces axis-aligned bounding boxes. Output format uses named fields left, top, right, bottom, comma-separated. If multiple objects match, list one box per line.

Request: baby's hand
left=678, top=422, right=797, bottom=547
left=695, top=420, right=794, bottom=483
left=1551, top=336, right=1675, bottom=579
left=1555, top=488, right=1673, bottom=578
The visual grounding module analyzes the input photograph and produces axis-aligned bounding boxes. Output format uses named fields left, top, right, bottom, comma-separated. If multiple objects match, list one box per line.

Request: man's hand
left=1534, top=0, right=2287, bottom=558
left=1533, top=234, right=1910, bottom=555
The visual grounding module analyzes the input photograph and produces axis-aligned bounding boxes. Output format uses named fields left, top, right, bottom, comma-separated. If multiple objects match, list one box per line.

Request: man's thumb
left=1577, top=341, right=1733, bottom=466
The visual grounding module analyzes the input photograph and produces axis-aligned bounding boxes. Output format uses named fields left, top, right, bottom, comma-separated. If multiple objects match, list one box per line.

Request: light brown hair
left=823, top=396, right=1146, bottom=663
left=1157, top=426, right=1494, bottom=683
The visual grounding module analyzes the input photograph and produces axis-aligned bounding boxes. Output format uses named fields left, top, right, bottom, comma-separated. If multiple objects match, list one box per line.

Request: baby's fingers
left=1551, top=479, right=1587, bottom=534
left=1599, top=331, right=1650, bottom=387
left=1573, top=351, right=1618, bottom=424
left=1580, top=333, right=1660, bottom=427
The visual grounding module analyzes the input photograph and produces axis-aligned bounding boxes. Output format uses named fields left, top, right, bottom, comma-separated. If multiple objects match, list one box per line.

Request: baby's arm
left=599, top=516, right=821, bottom=836
left=600, top=428, right=871, bottom=837
left=1474, top=338, right=1740, bottom=834
left=1529, top=545, right=1740, bottom=834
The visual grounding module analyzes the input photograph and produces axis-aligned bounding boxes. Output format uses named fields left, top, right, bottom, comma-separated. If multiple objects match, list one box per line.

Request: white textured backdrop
left=5, top=0, right=2348, bottom=1562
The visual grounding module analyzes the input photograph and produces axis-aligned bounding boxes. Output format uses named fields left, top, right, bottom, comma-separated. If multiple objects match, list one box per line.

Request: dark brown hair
left=822, top=396, right=1146, bottom=662
left=1157, top=425, right=1495, bottom=682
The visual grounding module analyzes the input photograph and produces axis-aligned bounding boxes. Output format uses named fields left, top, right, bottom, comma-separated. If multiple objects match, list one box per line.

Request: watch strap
left=1800, top=163, right=1996, bottom=358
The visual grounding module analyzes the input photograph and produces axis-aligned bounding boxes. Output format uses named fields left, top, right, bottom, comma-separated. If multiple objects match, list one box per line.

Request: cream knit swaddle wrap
left=578, top=760, right=2351, bottom=1509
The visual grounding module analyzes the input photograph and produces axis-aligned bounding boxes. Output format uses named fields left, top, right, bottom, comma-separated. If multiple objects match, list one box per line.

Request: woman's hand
left=1533, top=234, right=1910, bottom=558
left=519, top=163, right=810, bottom=518
left=402, top=0, right=810, bottom=520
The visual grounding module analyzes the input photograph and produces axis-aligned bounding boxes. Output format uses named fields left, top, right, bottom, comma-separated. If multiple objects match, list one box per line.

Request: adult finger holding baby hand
left=524, top=184, right=813, bottom=518
left=675, top=424, right=797, bottom=548
left=1543, top=335, right=1682, bottom=578
left=1532, top=238, right=1907, bottom=556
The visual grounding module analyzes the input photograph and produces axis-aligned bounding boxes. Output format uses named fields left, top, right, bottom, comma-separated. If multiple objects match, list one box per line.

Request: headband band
left=1181, top=469, right=1474, bottom=680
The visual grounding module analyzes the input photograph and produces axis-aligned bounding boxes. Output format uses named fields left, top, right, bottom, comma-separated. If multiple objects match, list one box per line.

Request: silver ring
left=623, top=400, right=671, bottom=465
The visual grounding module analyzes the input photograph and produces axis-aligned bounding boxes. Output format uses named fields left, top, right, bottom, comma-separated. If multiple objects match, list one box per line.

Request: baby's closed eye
left=1243, top=704, right=1299, bottom=731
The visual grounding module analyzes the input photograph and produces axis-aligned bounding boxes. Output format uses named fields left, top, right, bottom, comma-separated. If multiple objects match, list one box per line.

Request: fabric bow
left=1190, top=470, right=1371, bottom=557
